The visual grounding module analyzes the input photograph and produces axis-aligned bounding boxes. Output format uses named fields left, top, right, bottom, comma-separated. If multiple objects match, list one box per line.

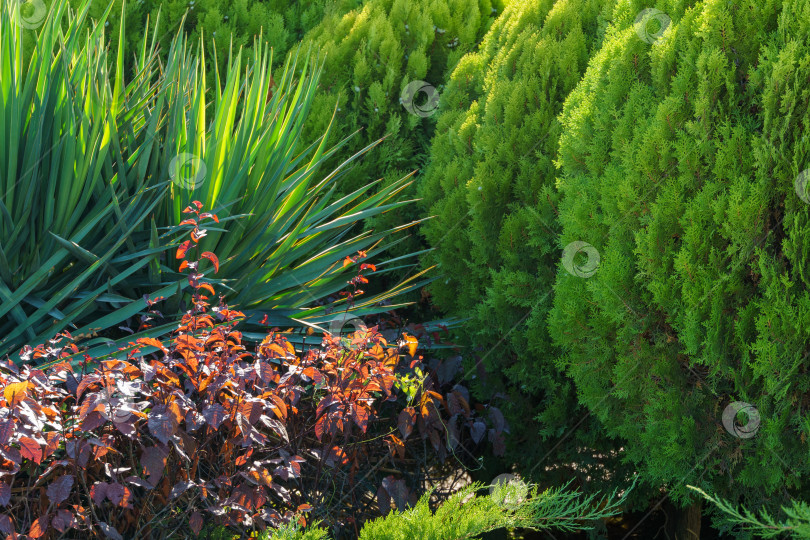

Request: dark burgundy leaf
left=105, top=483, right=130, bottom=507
left=489, top=429, right=506, bottom=457
left=113, top=418, right=136, bottom=437
left=451, top=384, right=469, bottom=404
left=447, top=415, right=461, bottom=450
left=189, top=511, right=203, bottom=535
left=376, top=484, right=391, bottom=516
left=0, top=513, right=13, bottom=534
left=437, top=356, right=462, bottom=385
left=259, top=416, right=288, bottom=442
left=81, top=411, right=107, bottom=431
left=202, top=403, right=226, bottom=430
left=148, top=410, right=177, bottom=444
left=90, top=482, right=108, bottom=506
left=140, top=445, right=168, bottom=486
left=489, top=406, right=507, bottom=433
left=255, top=360, right=274, bottom=384
left=428, top=427, right=442, bottom=452
left=238, top=400, right=263, bottom=425
left=0, top=483, right=9, bottom=507
left=65, top=372, right=80, bottom=396
left=381, top=476, right=409, bottom=512
left=66, top=439, right=91, bottom=467
left=0, top=419, right=13, bottom=445
left=169, top=480, right=194, bottom=500
left=124, top=476, right=154, bottom=490
left=51, top=509, right=76, bottom=533
left=471, top=420, right=486, bottom=444
left=46, top=474, right=74, bottom=505
left=185, top=410, right=205, bottom=432
left=98, top=521, right=124, bottom=540
left=447, top=392, right=463, bottom=417
left=398, top=408, right=415, bottom=439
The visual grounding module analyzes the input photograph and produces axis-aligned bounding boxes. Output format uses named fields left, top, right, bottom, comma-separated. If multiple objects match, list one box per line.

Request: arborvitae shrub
left=550, top=0, right=810, bottom=518
left=298, top=0, right=505, bottom=261
left=417, top=0, right=627, bottom=491
left=67, top=0, right=358, bottom=74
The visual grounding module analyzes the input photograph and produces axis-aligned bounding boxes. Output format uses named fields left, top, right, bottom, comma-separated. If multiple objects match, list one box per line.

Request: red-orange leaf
left=198, top=283, right=216, bottom=296
left=136, top=337, right=164, bottom=350
left=175, top=240, right=193, bottom=259
left=29, top=515, right=48, bottom=538
left=178, top=260, right=189, bottom=272
left=179, top=219, right=197, bottom=226
left=268, top=394, right=287, bottom=420
left=19, top=437, right=41, bottom=464
left=402, top=334, right=418, bottom=357
left=200, top=252, right=219, bottom=273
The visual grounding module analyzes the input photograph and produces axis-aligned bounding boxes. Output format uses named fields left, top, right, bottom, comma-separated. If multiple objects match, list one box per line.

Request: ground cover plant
left=254, top=479, right=632, bottom=540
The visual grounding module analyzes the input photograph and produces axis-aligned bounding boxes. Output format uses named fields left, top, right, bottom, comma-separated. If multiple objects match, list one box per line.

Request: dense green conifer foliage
left=550, top=0, right=810, bottom=515
left=417, top=0, right=628, bottom=489
left=67, top=0, right=358, bottom=72
left=299, top=0, right=505, bottom=258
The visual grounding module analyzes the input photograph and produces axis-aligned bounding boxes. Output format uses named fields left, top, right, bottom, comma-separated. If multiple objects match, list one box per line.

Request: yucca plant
left=0, top=0, right=171, bottom=359
left=0, top=0, right=429, bottom=362
left=145, top=24, right=430, bottom=329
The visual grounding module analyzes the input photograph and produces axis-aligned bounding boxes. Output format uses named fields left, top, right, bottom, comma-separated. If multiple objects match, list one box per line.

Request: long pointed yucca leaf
left=2, top=0, right=427, bottom=363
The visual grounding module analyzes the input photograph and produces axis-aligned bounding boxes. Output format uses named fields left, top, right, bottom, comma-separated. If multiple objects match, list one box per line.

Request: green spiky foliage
left=416, top=0, right=628, bottom=490
left=297, top=0, right=506, bottom=265
left=550, top=0, right=810, bottom=516
left=0, top=0, right=427, bottom=361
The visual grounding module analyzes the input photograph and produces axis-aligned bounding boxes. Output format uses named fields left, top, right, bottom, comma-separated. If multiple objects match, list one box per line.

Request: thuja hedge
left=63, top=0, right=359, bottom=72
left=420, top=0, right=810, bottom=527
left=298, top=0, right=505, bottom=260
left=417, top=0, right=630, bottom=492
left=551, top=0, right=810, bottom=522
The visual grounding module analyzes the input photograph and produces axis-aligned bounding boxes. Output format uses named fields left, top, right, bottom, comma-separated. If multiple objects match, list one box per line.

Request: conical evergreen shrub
left=299, top=0, right=505, bottom=262
left=418, top=0, right=628, bottom=490
left=550, top=0, right=810, bottom=517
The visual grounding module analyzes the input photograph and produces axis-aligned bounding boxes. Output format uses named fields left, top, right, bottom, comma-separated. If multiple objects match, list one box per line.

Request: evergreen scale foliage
left=550, top=0, right=810, bottom=513
left=418, top=0, right=628, bottom=492
left=66, top=0, right=360, bottom=74
left=419, top=0, right=810, bottom=527
left=298, top=0, right=505, bottom=261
